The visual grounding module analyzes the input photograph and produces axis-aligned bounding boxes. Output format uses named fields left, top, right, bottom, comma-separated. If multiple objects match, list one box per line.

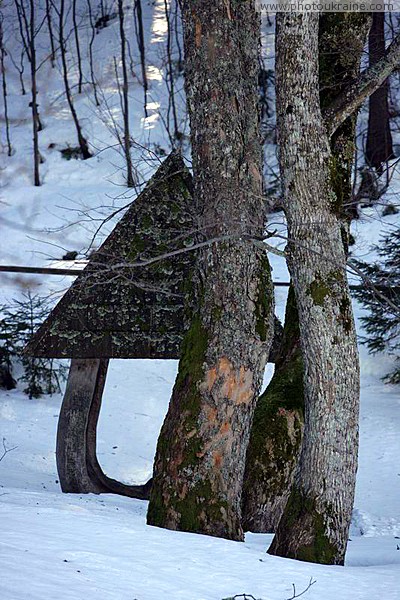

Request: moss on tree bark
left=147, top=0, right=275, bottom=540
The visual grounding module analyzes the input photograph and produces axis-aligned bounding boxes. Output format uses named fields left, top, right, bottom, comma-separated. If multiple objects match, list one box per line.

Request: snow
left=1, top=362, right=400, bottom=600
left=1, top=1, right=400, bottom=598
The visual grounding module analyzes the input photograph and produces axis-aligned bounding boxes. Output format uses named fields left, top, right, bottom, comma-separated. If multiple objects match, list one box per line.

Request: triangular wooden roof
left=25, top=153, right=195, bottom=358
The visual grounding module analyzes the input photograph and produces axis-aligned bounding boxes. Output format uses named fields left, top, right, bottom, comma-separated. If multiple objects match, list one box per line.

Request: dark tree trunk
left=0, top=17, right=12, bottom=157
left=15, top=0, right=41, bottom=183
left=366, top=13, right=394, bottom=173
left=45, top=0, right=55, bottom=67
left=268, top=13, right=361, bottom=565
left=87, top=0, right=100, bottom=106
left=29, top=0, right=40, bottom=185
left=118, top=0, right=135, bottom=187
left=134, top=0, right=148, bottom=117
left=164, top=0, right=180, bottom=145
left=72, top=0, right=83, bottom=94
left=147, top=0, right=274, bottom=541
left=56, top=0, right=92, bottom=160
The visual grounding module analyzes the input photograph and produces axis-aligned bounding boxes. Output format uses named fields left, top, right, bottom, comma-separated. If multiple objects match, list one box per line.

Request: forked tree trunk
left=242, top=13, right=369, bottom=535
left=147, top=0, right=274, bottom=541
left=366, top=13, right=394, bottom=173
left=268, top=13, right=360, bottom=565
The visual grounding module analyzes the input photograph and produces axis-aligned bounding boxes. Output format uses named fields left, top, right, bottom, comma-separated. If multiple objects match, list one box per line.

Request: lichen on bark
left=147, top=0, right=275, bottom=541
left=267, top=12, right=367, bottom=565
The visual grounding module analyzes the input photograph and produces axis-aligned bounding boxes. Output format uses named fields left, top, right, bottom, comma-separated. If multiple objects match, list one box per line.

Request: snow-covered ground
left=1, top=1, right=400, bottom=598
left=0, top=351, right=399, bottom=600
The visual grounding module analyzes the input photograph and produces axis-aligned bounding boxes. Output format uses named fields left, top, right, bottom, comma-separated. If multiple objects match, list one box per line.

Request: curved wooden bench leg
left=86, top=359, right=152, bottom=499
left=56, top=358, right=107, bottom=493
left=57, top=358, right=152, bottom=499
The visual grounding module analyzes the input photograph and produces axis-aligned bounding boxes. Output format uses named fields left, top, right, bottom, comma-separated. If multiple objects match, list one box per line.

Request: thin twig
left=0, top=438, right=17, bottom=463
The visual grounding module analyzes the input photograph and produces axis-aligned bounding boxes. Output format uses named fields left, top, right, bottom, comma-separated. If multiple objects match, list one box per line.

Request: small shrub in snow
left=353, top=227, right=400, bottom=384
left=0, top=293, right=67, bottom=398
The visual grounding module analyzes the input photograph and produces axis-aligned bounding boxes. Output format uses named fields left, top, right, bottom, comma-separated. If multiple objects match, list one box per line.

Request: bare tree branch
left=324, top=31, right=400, bottom=137
left=285, top=578, right=316, bottom=600
left=0, top=438, right=17, bottom=463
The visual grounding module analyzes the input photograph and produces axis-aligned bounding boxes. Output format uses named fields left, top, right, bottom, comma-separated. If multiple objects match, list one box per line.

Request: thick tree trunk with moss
left=267, top=13, right=360, bottom=565
left=242, top=13, right=369, bottom=535
left=242, top=285, right=303, bottom=532
left=147, top=0, right=274, bottom=541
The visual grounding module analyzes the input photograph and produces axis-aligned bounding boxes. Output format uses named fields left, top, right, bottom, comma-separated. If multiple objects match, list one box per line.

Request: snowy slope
left=1, top=1, right=400, bottom=598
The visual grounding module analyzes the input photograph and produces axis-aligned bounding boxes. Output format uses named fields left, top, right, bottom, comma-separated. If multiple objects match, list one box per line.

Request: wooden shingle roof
left=25, top=153, right=195, bottom=358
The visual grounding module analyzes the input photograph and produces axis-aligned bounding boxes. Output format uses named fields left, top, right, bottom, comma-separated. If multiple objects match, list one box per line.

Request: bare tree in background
left=72, top=0, right=83, bottom=93
left=14, top=0, right=43, bottom=185
left=87, top=0, right=100, bottom=106
left=0, top=15, right=13, bottom=157
left=117, top=0, right=135, bottom=187
left=52, top=0, right=92, bottom=159
left=163, top=0, right=180, bottom=146
left=45, top=0, right=56, bottom=67
left=8, top=42, right=26, bottom=95
left=366, top=13, right=395, bottom=174
left=133, top=0, right=148, bottom=118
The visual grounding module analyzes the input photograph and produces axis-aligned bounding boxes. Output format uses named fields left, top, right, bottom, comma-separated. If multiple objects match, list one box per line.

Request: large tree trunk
left=366, top=13, right=394, bottom=173
left=147, top=0, right=274, bottom=541
left=242, top=13, right=369, bottom=535
left=267, top=13, right=360, bottom=565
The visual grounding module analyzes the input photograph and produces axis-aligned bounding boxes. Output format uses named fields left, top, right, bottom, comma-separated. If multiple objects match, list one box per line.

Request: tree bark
left=242, top=13, right=369, bottom=536
left=366, top=13, right=394, bottom=173
left=324, top=26, right=400, bottom=137
left=242, top=284, right=303, bottom=533
left=147, top=0, right=274, bottom=541
left=72, top=0, right=83, bottom=94
left=45, top=0, right=55, bottom=67
left=268, top=13, right=360, bottom=565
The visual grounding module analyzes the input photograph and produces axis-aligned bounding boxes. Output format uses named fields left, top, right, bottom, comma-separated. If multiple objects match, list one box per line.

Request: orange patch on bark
left=206, top=367, right=218, bottom=391
left=213, top=451, right=223, bottom=468
left=249, top=163, right=262, bottom=186
left=223, top=0, right=232, bottom=20
left=220, top=421, right=230, bottom=434
left=204, top=405, right=217, bottom=423
left=207, top=357, right=254, bottom=405
left=195, top=17, right=202, bottom=48
left=207, top=34, right=216, bottom=62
